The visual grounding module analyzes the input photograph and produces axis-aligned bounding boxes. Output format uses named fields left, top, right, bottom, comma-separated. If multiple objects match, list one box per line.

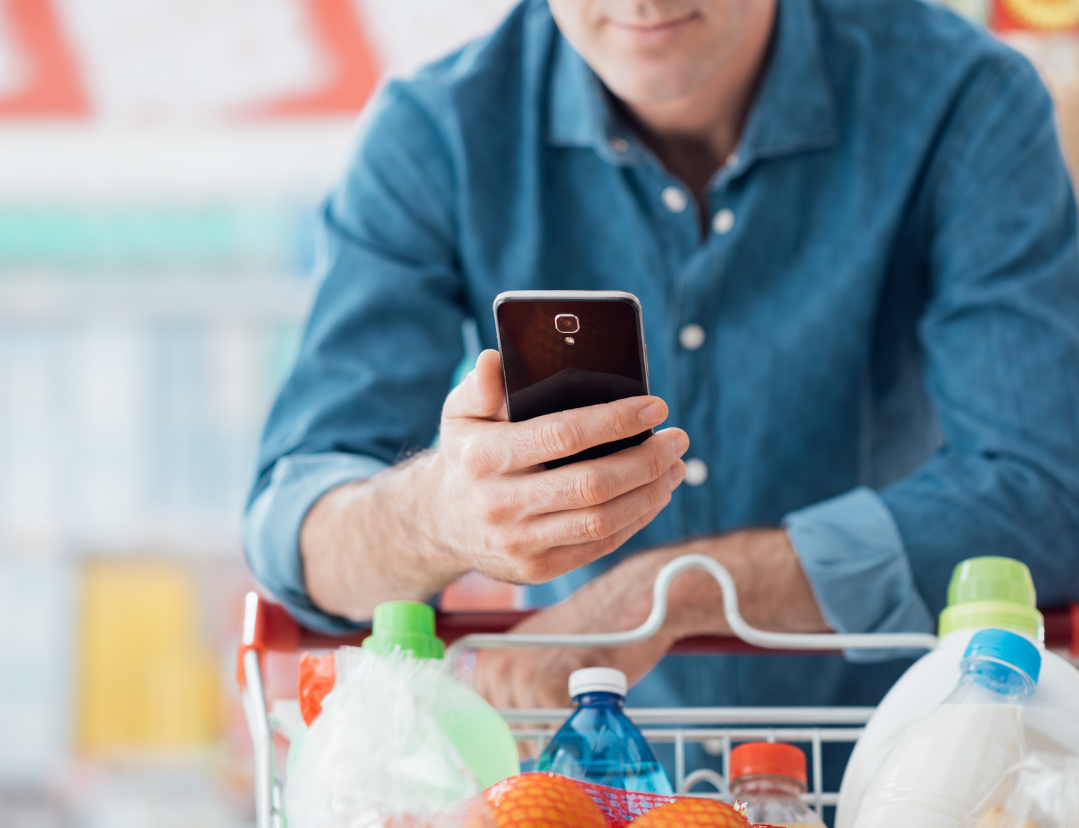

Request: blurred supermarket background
left=0, top=0, right=1077, bottom=826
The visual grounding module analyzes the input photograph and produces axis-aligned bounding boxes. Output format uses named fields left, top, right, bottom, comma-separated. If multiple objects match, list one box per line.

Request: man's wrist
left=386, top=449, right=472, bottom=586
left=661, top=535, right=738, bottom=639
left=658, top=528, right=828, bottom=640
left=300, top=450, right=470, bottom=619
left=629, top=539, right=729, bottom=642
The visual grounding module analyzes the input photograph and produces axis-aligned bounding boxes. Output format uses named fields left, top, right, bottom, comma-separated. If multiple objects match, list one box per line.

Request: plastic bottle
left=358, top=601, right=520, bottom=788
left=729, top=742, right=826, bottom=827
left=852, top=628, right=1041, bottom=828
left=836, top=556, right=1079, bottom=828
left=535, top=667, right=673, bottom=794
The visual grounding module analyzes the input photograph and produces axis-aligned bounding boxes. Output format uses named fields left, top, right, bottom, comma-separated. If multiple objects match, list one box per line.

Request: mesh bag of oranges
left=385, top=772, right=783, bottom=828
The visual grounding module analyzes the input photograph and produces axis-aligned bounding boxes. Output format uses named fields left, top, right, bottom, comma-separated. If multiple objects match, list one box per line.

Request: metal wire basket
left=237, top=554, right=1076, bottom=828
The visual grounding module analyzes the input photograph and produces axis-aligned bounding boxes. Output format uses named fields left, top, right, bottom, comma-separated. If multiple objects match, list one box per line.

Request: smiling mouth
left=606, top=13, right=699, bottom=46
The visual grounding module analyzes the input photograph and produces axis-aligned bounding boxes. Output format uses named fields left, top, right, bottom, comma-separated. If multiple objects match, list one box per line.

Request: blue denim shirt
left=245, top=0, right=1079, bottom=714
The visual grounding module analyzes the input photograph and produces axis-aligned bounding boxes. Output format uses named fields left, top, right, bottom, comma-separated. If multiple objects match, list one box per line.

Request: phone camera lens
left=554, top=314, right=580, bottom=334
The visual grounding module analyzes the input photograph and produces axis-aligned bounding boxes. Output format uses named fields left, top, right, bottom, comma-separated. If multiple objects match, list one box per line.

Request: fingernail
left=670, top=430, right=690, bottom=455
left=640, top=401, right=666, bottom=426
left=670, top=461, right=687, bottom=487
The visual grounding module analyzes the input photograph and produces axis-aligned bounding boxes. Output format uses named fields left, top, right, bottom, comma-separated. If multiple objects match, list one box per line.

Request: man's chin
left=601, top=67, right=713, bottom=109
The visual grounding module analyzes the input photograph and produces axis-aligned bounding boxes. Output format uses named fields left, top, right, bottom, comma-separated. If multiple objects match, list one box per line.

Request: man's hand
left=301, top=349, right=688, bottom=620
left=473, top=528, right=830, bottom=709
left=473, top=550, right=678, bottom=709
left=421, top=349, right=689, bottom=584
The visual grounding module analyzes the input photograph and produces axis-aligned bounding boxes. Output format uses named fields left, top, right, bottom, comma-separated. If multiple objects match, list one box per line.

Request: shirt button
left=725, top=152, right=739, bottom=168
left=679, top=323, right=706, bottom=351
left=712, top=208, right=735, bottom=235
left=661, top=186, right=688, bottom=213
left=609, top=136, right=629, bottom=153
left=684, top=458, right=708, bottom=486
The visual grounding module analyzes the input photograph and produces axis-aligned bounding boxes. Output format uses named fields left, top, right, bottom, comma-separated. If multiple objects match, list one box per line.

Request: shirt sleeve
left=784, top=488, right=934, bottom=663
left=242, top=79, right=467, bottom=629
left=244, top=453, right=389, bottom=633
left=783, top=52, right=1079, bottom=655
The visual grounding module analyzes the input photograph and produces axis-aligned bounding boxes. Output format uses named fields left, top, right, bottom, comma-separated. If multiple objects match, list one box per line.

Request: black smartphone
left=493, top=290, right=651, bottom=468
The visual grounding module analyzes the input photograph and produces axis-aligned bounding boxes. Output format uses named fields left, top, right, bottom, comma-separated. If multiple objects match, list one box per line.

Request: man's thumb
left=445, top=349, right=506, bottom=420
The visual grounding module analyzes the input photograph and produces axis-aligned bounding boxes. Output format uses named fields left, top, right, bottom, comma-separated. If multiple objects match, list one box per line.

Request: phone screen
left=496, top=296, right=649, bottom=467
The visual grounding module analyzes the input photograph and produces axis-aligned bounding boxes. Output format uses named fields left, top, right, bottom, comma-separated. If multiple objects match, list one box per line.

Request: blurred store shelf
left=44, top=754, right=253, bottom=828
left=0, top=123, right=357, bottom=203
left=0, top=312, right=306, bottom=560
left=0, top=210, right=318, bottom=273
left=0, top=1, right=517, bottom=824
left=0, top=275, right=312, bottom=323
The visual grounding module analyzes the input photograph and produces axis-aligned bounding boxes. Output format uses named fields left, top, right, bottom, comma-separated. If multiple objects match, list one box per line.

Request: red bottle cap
left=729, top=742, right=807, bottom=786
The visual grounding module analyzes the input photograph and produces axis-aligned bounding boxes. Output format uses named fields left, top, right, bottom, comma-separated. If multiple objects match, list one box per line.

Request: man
left=246, top=0, right=1079, bottom=786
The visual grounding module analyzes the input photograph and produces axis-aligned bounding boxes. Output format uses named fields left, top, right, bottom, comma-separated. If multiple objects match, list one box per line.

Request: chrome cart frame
left=238, top=554, right=1078, bottom=828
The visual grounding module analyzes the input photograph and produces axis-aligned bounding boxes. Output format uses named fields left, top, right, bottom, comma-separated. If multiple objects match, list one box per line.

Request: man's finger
left=442, top=349, right=507, bottom=421
left=548, top=464, right=682, bottom=546
left=532, top=490, right=678, bottom=582
left=489, top=395, right=669, bottom=473
left=516, top=463, right=685, bottom=579
left=518, top=428, right=690, bottom=515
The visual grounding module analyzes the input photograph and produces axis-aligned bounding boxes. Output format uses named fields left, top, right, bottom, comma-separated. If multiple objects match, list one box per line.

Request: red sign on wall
left=0, top=0, right=380, bottom=120
left=251, top=0, right=379, bottom=119
left=0, top=0, right=89, bottom=117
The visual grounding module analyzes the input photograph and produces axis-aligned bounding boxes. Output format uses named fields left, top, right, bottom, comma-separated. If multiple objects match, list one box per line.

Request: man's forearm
left=661, top=529, right=831, bottom=639
left=300, top=450, right=468, bottom=621
left=470, top=528, right=831, bottom=708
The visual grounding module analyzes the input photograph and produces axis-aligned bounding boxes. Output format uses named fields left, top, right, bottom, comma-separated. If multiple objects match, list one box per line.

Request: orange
left=627, top=798, right=748, bottom=827
left=480, top=773, right=608, bottom=828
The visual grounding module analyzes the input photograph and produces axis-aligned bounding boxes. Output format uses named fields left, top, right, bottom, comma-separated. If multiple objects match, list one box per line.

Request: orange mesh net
left=383, top=772, right=782, bottom=828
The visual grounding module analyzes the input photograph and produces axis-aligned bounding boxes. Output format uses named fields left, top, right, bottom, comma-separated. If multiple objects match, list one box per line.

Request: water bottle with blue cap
left=949, top=627, right=1041, bottom=704
left=535, top=667, right=673, bottom=794
left=853, top=629, right=1042, bottom=828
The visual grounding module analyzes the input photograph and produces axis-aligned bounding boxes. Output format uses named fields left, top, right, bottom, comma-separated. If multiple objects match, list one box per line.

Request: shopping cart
left=237, top=554, right=1079, bottom=828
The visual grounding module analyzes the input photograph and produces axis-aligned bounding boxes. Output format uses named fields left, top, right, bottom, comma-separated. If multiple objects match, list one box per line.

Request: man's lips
left=605, top=13, right=698, bottom=48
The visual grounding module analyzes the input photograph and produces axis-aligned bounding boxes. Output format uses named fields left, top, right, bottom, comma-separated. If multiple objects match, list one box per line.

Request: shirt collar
left=546, top=33, right=647, bottom=164
left=545, top=0, right=839, bottom=166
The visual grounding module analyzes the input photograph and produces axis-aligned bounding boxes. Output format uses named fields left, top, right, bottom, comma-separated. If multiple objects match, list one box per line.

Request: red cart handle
left=236, top=591, right=1079, bottom=689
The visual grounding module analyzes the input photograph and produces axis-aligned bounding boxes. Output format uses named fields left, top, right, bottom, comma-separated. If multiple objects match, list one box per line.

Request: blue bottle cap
left=963, top=628, right=1041, bottom=685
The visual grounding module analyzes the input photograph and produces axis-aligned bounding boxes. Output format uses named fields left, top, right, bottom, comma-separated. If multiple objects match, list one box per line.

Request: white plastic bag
left=966, top=752, right=1079, bottom=828
left=286, top=647, right=481, bottom=828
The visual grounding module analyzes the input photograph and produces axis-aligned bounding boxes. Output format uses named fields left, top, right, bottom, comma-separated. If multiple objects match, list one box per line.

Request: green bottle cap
left=362, top=601, right=445, bottom=659
left=938, top=557, right=1044, bottom=640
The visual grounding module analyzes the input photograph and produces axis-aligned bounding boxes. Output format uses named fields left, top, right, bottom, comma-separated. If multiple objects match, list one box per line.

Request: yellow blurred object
left=77, top=559, right=220, bottom=751
left=972, top=806, right=1044, bottom=828
left=1000, top=0, right=1079, bottom=30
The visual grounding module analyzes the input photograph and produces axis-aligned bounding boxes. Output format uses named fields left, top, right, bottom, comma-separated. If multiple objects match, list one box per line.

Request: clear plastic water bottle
left=729, top=742, right=825, bottom=827
left=854, top=628, right=1041, bottom=828
left=535, top=667, right=673, bottom=794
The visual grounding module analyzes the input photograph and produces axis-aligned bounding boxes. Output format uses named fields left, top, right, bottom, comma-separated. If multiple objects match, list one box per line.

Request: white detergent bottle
left=836, top=557, right=1079, bottom=828
left=852, top=628, right=1040, bottom=828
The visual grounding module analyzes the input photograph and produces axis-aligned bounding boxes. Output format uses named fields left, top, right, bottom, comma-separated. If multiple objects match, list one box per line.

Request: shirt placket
left=663, top=155, right=744, bottom=535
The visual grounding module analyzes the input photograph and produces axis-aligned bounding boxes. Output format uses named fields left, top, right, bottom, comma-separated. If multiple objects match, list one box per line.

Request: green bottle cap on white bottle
left=362, top=600, right=445, bottom=659
left=363, top=600, right=519, bottom=787
left=938, top=556, right=1044, bottom=640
